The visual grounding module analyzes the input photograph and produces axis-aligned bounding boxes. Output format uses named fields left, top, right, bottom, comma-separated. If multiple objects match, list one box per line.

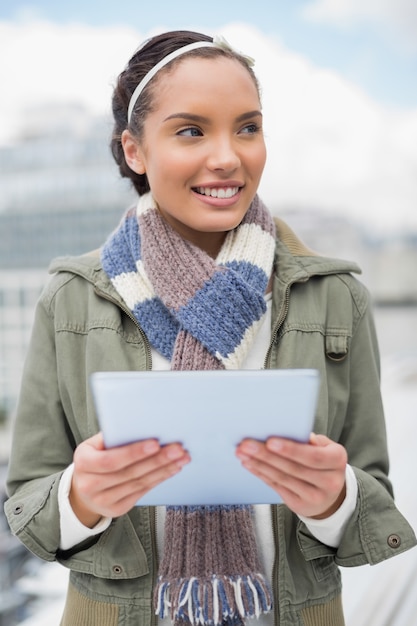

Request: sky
left=0, top=0, right=416, bottom=233
left=2, top=0, right=416, bottom=108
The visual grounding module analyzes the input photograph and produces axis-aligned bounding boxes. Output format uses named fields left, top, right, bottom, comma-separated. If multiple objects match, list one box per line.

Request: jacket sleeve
left=336, top=295, right=416, bottom=565
left=4, top=292, right=76, bottom=561
left=297, top=277, right=416, bottom=566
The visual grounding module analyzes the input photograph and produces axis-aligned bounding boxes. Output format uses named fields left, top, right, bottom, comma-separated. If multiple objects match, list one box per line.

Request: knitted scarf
left=101, top=192, right=276, bottom=625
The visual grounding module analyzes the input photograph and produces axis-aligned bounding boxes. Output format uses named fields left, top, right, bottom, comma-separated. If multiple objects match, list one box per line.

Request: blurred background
left=0, top=1, right=416, bottom=624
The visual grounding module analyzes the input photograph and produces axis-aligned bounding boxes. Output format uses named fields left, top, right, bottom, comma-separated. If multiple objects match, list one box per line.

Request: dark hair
left=110, top=30, right=260, bottom=196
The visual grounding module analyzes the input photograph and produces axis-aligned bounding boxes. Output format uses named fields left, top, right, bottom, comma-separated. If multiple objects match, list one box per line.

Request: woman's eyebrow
left=163, top=110, right=263, bottom=123
left=163, top=112, right=209, bottom=123
left=235, top=110, right=263, bottom=122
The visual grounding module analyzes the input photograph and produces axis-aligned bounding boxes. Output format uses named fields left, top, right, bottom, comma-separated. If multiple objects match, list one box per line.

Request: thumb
left=309, top=432, right=331, bottom=447
left=87, top=431, right=106, bottom=451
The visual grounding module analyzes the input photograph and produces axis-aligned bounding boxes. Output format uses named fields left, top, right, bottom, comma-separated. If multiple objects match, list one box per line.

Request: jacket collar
left=274, top=217, right=361, bottom=280
left=48, top=248, right=125, bottom=306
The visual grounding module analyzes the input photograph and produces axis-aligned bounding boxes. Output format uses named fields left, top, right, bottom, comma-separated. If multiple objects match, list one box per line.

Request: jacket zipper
left=263, top=285, right=291, bottom=626
left=93, top=287, right=153, bottom=369
left=272, top=505, right=280, bottom=626
left=264, top=286, right=290, bottom=626
left=264, top=284, right=291, bottom=370
left=263, top=272, right=312, bottom=369
left=264, top=276, right=310, bottom=626
left=151, top=506, right=158, bottom=626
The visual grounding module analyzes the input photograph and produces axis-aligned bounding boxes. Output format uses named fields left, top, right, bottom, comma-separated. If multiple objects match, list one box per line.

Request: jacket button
left=112, top=565, right=123, bottom=575
left=387, top=534, right=401, bottom=549
left=13, top=505, right=24, bottom=515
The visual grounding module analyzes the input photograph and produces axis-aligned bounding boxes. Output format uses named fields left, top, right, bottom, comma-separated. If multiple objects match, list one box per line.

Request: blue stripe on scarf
left=252, top=577, right=271, bottom=612
left=101, top=212, right=141, bottom=278
left=133, top=298, right=178, bottom=360
left=170, top=504, right=251, bottom=513
left=242, top=578, right=255, bottom=615
left=222, top=260, right=269, bottom=291
left=175, top=270, right=266, bottom=359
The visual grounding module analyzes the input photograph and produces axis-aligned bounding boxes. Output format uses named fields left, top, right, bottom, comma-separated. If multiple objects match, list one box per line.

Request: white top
left=58, top=296, right=357, bottom=624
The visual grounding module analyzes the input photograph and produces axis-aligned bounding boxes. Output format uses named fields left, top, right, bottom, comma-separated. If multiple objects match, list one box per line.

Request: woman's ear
left=121, top=130, right=146, bottom=175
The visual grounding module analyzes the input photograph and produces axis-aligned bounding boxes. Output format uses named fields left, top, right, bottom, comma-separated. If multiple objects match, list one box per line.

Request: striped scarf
left=101, top=192, right=276, bottom=625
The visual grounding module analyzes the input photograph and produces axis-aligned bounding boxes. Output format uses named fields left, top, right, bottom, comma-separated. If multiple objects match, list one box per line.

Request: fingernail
left=267, top=438, right=283, bottom=452
left=143, top=440, right=159, bottom=454
left=243, top=441, right=260, bottom=454
left=176, top=456, right=190, bottom=468
left=166, top=446, right=183, bottom=460
left=309, top=432, right=318, bottom=445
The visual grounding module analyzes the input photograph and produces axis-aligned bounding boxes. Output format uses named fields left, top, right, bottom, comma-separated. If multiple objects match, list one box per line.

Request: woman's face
left=123, top=55, right=266, bottom=256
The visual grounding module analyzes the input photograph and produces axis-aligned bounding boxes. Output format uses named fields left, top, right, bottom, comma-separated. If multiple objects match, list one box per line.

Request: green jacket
left=5, top=219, right=416, bottom=626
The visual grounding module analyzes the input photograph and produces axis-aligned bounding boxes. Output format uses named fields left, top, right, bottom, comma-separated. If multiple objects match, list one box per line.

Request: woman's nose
left=206, top=137, right=241, bottom=172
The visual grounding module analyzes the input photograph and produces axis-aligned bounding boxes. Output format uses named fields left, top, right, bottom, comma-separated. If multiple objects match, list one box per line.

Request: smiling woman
left=120, top=54, right=266, bottom=256
left=4, top=27, right=416, bottom=626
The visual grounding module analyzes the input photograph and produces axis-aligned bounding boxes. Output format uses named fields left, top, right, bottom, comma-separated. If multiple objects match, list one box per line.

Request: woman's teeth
left=195, top=187, right=239, bottom=199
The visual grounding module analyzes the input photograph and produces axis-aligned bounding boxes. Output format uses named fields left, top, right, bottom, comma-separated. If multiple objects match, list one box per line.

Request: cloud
left=224, top=23, right=417, bottom=233
left=0, top=18, right=416, bottom=233
left=0, top=17, right=143, bottom=141
left=301, top=0, right=417, bottom=53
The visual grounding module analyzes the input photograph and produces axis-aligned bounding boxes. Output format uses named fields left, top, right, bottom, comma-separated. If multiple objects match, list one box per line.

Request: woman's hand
left=236, top=433, right=347, bottom=519
left=70, top=433, right=190, bottom=527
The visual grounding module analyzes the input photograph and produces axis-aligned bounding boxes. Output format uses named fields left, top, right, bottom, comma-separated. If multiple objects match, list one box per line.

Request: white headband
left=127, top=35, right=255, bottom=125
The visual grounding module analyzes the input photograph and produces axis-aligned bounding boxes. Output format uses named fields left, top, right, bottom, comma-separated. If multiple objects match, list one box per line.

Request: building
left=0, top=105, right=135, bottom=418
left=279, top=207, right=417, bottom=304
left=0, top=270, right=46, bottom=418
left=0, top=103, right=135, bottom=269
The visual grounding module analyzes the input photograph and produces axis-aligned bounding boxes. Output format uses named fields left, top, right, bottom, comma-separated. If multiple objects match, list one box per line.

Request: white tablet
left=90, top=369, right=319, bottom=506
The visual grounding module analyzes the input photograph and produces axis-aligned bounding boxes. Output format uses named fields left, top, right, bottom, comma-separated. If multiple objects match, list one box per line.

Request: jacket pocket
left=58, top=515, right=150, bottom=579
left=325, top=333, right=349, bottom=362
left=296, top=520, right=341, bottom=583
left=310, top=554, right=341, bottom=583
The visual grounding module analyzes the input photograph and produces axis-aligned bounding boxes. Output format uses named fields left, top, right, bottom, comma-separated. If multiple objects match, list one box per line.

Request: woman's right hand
left=69, top=432, right=190, bottom=527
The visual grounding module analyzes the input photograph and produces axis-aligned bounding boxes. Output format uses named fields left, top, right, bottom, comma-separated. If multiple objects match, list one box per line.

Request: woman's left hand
left=236, top=433, right=347, bottom=519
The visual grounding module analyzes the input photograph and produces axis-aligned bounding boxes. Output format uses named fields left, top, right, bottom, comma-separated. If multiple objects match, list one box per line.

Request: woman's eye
left=177, top=127, right=202, bottom=137
left=240, top=123, right=260, bottom=135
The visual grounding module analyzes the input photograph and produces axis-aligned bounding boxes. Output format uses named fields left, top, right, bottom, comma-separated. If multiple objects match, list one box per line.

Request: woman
left=5, top=30, right=416, bottom=626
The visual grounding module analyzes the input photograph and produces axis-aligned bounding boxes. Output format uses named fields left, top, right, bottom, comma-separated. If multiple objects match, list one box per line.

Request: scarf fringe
left=155, top=573, right=273, bottom=625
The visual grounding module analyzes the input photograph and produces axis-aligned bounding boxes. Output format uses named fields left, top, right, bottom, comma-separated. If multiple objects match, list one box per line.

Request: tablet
left=90, top=369, right=319, bottom=506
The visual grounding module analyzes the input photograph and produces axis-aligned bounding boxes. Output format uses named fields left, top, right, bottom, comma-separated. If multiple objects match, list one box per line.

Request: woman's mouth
left=194, top=186, right=240, bottom=199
